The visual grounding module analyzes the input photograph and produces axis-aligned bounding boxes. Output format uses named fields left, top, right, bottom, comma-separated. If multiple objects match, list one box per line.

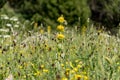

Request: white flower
left=10, top=17, right=18, bottom=21
left=5, top=74, right=13, bottom=80
left=3, top=35, right=11, bottom=38
left=16, top=21, right=20, bottom=24
left=6, top=24, right=12, bottom=27
left=0, top=35, right=11, bottom=38
left=1, top=14, right=9, bottom=20
left=0, top=29, right=9, bottom=32
left=14, top=24, right=19, bottom=28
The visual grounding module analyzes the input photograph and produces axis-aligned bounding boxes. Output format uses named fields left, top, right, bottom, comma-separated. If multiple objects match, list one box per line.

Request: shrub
left=88, top=0, right=120, bottom=28
left=8, top=0, right=90, bottom=27
left=0, top=0, right=7, bottom=8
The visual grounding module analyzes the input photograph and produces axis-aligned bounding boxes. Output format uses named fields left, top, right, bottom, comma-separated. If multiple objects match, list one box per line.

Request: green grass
left=0, top=14, right=120, bottom=80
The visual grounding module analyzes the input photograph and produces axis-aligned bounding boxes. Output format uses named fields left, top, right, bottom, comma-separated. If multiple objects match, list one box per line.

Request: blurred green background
left=0, top=0, right=120, bottom=29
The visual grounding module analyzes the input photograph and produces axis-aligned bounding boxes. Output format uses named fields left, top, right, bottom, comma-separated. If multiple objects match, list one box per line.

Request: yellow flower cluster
left=47, top=26, right=51, bottom=33
left=81, top=26, right=87, bottom=35
left=34, top=71, right=41, bottom=76
left=56, top=15, right=65, bottom=40
left=75, top=74, right=88, bottom=80
left=57, top=15, right=65, bottom=23
left=61, top=77, right=68, bottom=80
left=57, top=15, right=65, bottom=40
left=57, top=25, right=64, bottom=32
left=57, top=33, right=65, bottom=40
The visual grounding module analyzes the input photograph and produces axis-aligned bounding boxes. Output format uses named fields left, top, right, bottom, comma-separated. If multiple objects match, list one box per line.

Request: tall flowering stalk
left=55, top=15, right=66, bottom=70
left=56, top=15, right=66, bottom=40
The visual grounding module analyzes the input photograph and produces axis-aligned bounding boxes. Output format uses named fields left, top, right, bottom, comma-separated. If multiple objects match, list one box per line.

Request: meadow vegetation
left=0, top=13, right=120, bottom=80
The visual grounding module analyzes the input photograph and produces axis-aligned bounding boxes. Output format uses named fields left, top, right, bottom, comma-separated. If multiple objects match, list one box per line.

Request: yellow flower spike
left=57, top=15, right=65, bottom=23
left=81, top=26, right=87, bottom=34
left=47, top=26, right=51, bottom=33
left=40, top=29, right=44, bottom=34
left=57, top=33, right=65, bottom=40
left=34, top=22, right=38, bottom=29
left=57, top=25, right=64, bottom=32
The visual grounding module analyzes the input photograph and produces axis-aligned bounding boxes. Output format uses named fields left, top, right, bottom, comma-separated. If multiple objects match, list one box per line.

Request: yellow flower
left=57, top=15, right=65, bottom=23
left=77, top=64, right=82, bottom=68
left=61, top=63, right=64, bottom=67
left=83, top=76, right=88, bottom=80
left=34, top=22, right=38, bottom=29
left=118, top=66, right=120, bottom=71
left=73, top=67, right=78, bottom=72
left=43, top=69, right=49, bottom=73
left=61, top=77, right=68, bottom=80
left=75, top=60, right=79, bottom=63
left=75, top=74, right=82, bottom=80
left=57, top=25, right=64, bottom=32
left=57, top=34, right=65, bottom=40
left=81, top=26, right=87, bottom=34
left=18, top=65, right=23, bottom=69
left=40, top=29, right=44, bottom=34
left=34, top=71, right=41, bottom=76
left=75, top=74, right=88, bottom=80
left=71, top=70, right=75, bottom=74
left=66, top=68, right=70, bottom=72
left=65, top=68, right=70, bottom=77
left=40, top=65, right=44, bottom=69
left=47, top=26, right=51, bottom=33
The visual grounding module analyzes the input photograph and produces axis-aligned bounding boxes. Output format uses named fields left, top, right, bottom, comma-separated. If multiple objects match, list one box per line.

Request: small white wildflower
left=64, top=20, right=68, bottom=25
left=5, top=74, right=13, bottom=80
left=6, top=24, right=12, bottom=27
left=3, top=35, right=11, bottom=38
left=100, top=33, right=111, bottom=38
left=0, top=35, right=2, bottom=37
left=1, top=14, right=9, bottom=20
left=87, top=18, right=90, bottom=23
left=0, top=29, right=9, bottom=32
left=16, top=21, right=20, bottom=24
left=14, top=24, right=19, bottom=28
left=10, top=17, right=18, bottom=21
left=114, top=48, right=118, bottom=53
left=58, top=43, right=64, bottom=50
